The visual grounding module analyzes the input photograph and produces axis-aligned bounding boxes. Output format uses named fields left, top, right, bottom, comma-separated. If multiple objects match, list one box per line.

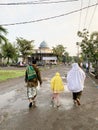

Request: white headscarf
left=67, top=63, right=86, bottom=92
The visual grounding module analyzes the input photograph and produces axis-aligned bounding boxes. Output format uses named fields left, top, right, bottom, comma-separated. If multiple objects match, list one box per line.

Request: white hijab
left=67, top=63, right=86, bottom=92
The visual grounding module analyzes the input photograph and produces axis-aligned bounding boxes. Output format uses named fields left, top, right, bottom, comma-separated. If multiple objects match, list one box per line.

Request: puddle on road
left=0, top=90, right=16, bottom=108
left=37, top=97, right=73, bottom=111
left=38, top=81, right=72, bottom=110
left=0, top=78, right=73, bottom=113
left=60, top=98, right=73, bottom=110
left=95, top=117, right=98, bottom=120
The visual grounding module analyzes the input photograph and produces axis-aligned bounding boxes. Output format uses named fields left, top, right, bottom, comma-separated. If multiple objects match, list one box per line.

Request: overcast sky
left=0, top=0, right=98, bottom=56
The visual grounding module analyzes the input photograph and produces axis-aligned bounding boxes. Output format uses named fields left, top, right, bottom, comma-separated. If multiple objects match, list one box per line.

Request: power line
left=78, top=0, right=83, bottom=31
left=0, top=0, right=78, bottom=5
left=88, top=0, right=98, bottom=30
left=0, top=2, right=98, bottom=26
left=83, top=0, right=91, bottom=29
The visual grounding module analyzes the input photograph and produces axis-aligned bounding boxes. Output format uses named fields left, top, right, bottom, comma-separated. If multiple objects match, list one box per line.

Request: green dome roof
left=39, top=41, right=48, bottom=48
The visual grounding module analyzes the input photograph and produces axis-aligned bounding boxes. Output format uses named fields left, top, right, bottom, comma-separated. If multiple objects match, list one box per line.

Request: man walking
left=25, top=60, right=42, bottom=108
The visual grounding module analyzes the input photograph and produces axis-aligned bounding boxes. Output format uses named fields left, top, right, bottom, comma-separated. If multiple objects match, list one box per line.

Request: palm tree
left=16, top=37, right=34, bottom=63
left=0, top=26, right=8, bottom=44
left=52, top=44, right=66, bottom=62
left=1, top=41, right=18, bottom=64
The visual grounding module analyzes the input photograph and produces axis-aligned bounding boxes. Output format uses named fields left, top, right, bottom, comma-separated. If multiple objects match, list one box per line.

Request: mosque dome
left=39, top=41, right=49, bottom=48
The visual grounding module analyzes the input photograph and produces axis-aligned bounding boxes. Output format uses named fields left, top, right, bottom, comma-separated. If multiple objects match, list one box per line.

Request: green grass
left=0, top=70, right=25, bottom=82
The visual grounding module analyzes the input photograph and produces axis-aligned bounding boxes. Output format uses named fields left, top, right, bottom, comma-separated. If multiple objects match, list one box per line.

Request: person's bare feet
left=76, top=98, right=81, bottom=106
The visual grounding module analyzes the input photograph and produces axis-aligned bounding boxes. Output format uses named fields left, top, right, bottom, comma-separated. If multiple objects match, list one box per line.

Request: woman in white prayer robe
left=67, top=63, right=86, bottom=106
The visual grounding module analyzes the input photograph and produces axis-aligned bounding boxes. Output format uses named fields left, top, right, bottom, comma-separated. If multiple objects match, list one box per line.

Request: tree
left=77, top=29, right=98, bottom=78
left=0, top=26, right=8, bottom=44
left=90, top=32, right=98, bottom=78
left=77, top=29, right=98, bottom=62
left=52, top=44, right=66, bottom=62
left=1, top=42, right=17, bottom=64
left=16, top=37, right=34, bottom=63
left=62, top=51, right=72, bottom=63
left=77, top=29, right=90, bottom=62
left=90, top=32, right=98, bottom=63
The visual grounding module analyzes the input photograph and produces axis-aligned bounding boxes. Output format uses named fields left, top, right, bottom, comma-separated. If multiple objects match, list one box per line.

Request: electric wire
left=77, top=0, right=83, bottom=57
left=0, top=2, right=98, bottom=26
left=83, top=0, right=91, bottom=29
left=78, top=0, right=83, bottom=31
left=88, top=0, right=98, bottom=30
left=0, top=0, right=78, bottom=5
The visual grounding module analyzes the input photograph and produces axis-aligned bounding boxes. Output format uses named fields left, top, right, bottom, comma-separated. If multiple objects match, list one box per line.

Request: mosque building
left=31, top=41, right=57, bottom=65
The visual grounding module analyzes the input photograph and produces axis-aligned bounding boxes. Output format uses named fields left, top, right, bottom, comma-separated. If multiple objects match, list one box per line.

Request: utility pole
left=76, top=42, right=80, bottom=59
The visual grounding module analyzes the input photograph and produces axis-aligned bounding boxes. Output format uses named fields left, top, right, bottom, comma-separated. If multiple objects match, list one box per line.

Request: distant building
left=29, top=41, right=57, bottom=65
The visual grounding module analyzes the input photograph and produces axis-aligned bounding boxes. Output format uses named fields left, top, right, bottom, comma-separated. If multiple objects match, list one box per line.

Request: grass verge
left=0, top=70, right=25, bottom=82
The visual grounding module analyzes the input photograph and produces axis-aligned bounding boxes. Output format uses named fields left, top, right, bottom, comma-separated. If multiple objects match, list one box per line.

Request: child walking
left=50, top=72, right=64, bottom=107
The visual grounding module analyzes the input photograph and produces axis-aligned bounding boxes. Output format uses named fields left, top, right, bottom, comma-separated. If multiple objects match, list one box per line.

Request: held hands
left=37, top=81, right=42, bottom=90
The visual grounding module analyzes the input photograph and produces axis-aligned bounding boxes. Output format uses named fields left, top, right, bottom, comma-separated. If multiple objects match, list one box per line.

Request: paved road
left=0, top=64, right=98, bottom=130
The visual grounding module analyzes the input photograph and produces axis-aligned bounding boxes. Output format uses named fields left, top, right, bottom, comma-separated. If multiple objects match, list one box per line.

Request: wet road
left=0, top=64, right=98, bottom=130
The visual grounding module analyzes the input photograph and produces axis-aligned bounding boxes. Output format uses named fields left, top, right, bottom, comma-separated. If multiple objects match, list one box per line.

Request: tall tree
left=90, top=32, right=98, bottom=63
left=63, top=52, right=72, bottom=63
left=90, top=32, right=98, bottom=78
left=52, top=44, right=66, bottom=62
left=77, top=29, right=90, bottom=61
left=77, top=29, right=98, bottom=63
left=0, top=26, right=8, bottom=44
left=16, top=37, right=34, bottom=62
left=1, top=42, right=17, bottom=64
left=77, top=29, right=98, bottom=78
